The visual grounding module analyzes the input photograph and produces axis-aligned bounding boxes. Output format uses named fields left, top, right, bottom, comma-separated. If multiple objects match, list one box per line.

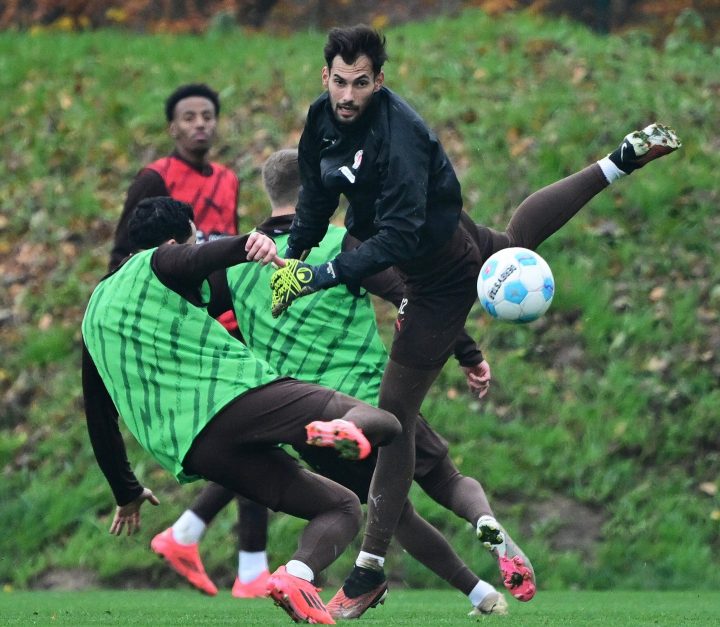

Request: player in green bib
left=82, top=196, right=402, bottom=625
left=83, top=246, right=279, bottom=482
left=229, top=224, right=386, bottom=405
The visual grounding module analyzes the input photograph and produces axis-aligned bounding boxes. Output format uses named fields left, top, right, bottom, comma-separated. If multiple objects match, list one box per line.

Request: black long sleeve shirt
left=289, top=87, right=464, bottom=284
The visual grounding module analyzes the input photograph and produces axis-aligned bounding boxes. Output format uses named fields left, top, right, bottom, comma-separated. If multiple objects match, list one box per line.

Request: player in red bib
left=109, top=83, right=240, bottom=331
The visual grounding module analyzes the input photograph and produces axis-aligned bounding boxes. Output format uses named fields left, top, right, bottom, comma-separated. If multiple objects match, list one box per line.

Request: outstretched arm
left=154, top=232, right=280, bottom=292
left=82, top=343, right=144, bottom=507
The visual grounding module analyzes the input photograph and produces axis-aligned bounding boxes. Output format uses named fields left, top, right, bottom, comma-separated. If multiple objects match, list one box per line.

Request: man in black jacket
left=269, top=24, right=680, bottom=619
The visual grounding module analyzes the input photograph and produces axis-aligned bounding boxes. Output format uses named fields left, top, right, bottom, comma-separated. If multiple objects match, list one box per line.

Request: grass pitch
left=1, top=589, right=719, bottom=626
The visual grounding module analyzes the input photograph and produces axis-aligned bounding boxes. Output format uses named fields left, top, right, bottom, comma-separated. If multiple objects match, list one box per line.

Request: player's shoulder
left=378, top=87, right=429, bottom=133
left=308, top=91, right=330, bottom=113
left=206, top=159, right=234, bottom=172
left=144, top=156, right=172, bottom=171
left=209, top=161, right=238, bottom=178
left=380, top=87, right=420, bottom=116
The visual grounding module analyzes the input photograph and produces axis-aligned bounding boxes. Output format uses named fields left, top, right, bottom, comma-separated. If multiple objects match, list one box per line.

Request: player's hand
left=461, top=359, right=491, bottom=399
left=270, top=259, right=339, bottom=318
left=109, top=488, right=160, bottom=536
left=245, top=232, right=282, bottom=266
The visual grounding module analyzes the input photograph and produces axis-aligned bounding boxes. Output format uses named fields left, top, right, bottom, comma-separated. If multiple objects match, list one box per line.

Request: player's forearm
left=453, top=329, right=483, bottom=367
left=82, top=346, right=143, bottom=505
left=85, top=405, right=143, bottom=507
left=154, top=235, right=256, bottom=287
left=342, top=233, right=406, bottom=305
left=333, top=224, right=417, bottom=284
left=287, top=204, right=337, bottom=256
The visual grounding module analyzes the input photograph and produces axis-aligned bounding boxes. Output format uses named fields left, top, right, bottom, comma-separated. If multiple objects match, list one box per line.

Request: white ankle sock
left=597, top=156, right=626, bottom=183
left=171, top=510, right=206, bottom=545
left=468, top=579, right=497, bottom=606
left=239, top=550, right=269, bottom=583
left=285, top=559, right=314, bottom=582
left=356, top=551, right=385, bottom=571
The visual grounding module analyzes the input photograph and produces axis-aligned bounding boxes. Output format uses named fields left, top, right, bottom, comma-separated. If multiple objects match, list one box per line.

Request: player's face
left=323, top=54, right=383, bottom=125
left=169, top=96, right=217, bottom=160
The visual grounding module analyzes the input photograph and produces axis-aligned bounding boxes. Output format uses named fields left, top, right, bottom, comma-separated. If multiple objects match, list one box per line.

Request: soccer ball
left=477, top=247, right=555, bottom=322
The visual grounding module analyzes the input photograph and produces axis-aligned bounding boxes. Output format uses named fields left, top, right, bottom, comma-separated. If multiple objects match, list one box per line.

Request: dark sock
left=342, top=565, right=386, bottom=598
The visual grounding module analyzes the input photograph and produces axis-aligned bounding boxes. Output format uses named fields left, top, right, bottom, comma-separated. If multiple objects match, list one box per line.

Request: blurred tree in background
left=1, top=0, right=718, bottom=43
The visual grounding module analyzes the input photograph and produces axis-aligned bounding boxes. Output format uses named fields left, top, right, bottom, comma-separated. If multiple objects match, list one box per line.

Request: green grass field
left=1, top=589, right=719, bottom=626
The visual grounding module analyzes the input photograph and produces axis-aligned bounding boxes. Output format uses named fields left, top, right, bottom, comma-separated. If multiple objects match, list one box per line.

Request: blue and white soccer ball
left=477, top=247, right=555, bottom=322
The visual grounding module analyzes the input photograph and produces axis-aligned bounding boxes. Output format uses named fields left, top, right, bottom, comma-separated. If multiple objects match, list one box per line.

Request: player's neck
left=174, top=147, right=210, bottom=170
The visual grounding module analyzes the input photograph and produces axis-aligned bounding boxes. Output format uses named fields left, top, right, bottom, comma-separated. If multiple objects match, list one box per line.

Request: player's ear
left=169, top=121, right=178, bottom=139
left=374, top=70, right=384, bottom=92
left=322, top=66, right=329, bottom=88
left=187, top=221, right=198, bottom=244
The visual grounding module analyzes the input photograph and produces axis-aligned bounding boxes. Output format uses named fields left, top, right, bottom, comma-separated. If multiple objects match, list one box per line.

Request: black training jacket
left=289, top=86, right=463, bottom=284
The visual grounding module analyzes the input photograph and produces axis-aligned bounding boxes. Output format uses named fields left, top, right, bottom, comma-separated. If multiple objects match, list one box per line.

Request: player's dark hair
left=324, top=25, right=388, bottom=75
left=165, top=83, right=220, bottom=121
left=262, top=149, right=300, bottom=208
left=128, top=197, right=195, bottom=250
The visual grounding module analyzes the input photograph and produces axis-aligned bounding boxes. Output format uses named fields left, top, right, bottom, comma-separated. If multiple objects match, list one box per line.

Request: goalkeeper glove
left=271, top=259, right=339, bottom=318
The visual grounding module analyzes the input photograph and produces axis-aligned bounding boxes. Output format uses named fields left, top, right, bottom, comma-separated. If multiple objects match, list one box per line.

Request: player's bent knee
left=346, top=495, right=363, bottom=536
left=375, top=408, right=402, bottom=444
left=332, top=489, right=363, bottom=535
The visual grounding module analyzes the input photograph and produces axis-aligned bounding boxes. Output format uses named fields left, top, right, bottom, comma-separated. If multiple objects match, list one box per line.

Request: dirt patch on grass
left=524, top=495, right=605, bottom=556
left=32, top=569, right=99, bottom=590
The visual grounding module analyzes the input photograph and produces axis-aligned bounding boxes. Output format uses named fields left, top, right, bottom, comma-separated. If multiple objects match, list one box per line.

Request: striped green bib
left=82, top=249, right=279, bottom=482
left=227, top=225, right=388, bottom=405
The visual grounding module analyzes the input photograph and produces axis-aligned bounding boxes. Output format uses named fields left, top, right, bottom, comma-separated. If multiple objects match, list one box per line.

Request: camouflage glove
left=271, top=259, right=339, bottom=318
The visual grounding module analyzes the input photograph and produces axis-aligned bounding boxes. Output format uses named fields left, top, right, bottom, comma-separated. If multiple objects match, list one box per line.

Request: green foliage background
left=1, top=8, right=718, bottom=592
